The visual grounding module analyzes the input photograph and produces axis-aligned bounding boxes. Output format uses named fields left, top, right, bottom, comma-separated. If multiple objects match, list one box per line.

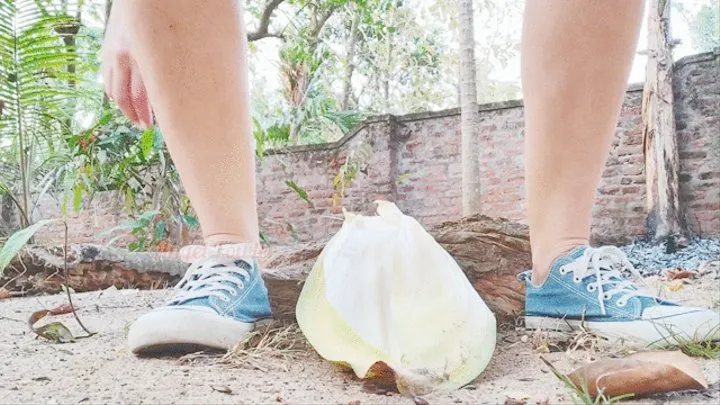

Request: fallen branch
left=3, top=215, right=530, bottom=320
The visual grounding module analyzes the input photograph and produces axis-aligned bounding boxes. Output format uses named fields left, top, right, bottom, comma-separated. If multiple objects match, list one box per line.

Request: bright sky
left=248, top=0, right=715, bottom=109
left=476, top=0, right=712, bottom=86
left=76, top=0, right=720, bottom=118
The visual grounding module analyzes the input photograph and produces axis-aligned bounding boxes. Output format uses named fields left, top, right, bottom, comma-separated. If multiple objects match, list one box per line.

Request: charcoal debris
left=620, top=237, right=720, bottom=275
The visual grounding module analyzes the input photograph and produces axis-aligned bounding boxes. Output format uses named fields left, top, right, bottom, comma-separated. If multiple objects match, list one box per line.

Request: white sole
left=127, top=307, right=270, bottom=354
left=526, top=310, right=720, bottom=348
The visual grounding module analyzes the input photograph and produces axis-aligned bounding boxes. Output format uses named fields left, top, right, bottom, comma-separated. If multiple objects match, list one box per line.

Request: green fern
left=0, top=0, right=90, bottom=227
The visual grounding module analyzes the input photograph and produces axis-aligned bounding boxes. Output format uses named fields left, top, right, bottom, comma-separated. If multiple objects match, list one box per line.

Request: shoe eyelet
left=222, top=296, right=231, bottom=302
left=603, top=294, right=610, bottom=300
left=617, top=300, right=627, bottom=307
left=587, top=284, right=596, bottom=292
left=558, top=267, right=567, bottom=275
left=573, top=277, right=581, bottom=284
left=229, top=290, right=238, bottom=297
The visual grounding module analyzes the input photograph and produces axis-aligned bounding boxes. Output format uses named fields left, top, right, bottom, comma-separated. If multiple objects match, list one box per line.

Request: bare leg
left=522, top=0, right=644, bottom=284
left=125, top=0, right=258, bottom=245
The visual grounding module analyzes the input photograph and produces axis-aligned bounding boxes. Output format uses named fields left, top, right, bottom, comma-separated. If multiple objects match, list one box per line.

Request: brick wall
left=32, top=50, right=720, bottom=246
left=674, top=52, right=720, bottom=236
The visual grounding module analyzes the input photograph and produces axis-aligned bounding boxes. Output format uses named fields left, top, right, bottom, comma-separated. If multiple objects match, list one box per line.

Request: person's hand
left=100, top=3, right=153, bottom=129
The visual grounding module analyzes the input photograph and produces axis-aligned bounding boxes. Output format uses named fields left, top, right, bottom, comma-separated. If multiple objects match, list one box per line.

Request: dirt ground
left=1, top=276, right=718, bottom=405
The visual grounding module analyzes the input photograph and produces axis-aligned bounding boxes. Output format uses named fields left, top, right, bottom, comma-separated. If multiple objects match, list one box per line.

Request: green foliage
left=0, top=0, right=94, bottom=229
left=332, top=142, right=371, bottom=207
left=673, top=2, right=720, bottom=53
left=0, top=218, right=56, bottom=275
left=679, top=339, right=720, bottom=359
left=690, top=5, right=720, bottom=52
left=285, top=179, right=313, bottom=207
left=99, top=209, right=166, bottom=252
left=667, top=325, right=720, bottom=359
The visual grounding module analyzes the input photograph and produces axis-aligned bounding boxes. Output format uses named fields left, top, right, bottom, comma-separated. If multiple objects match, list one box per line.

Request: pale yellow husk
left=296, top=201, right=496, bottom=396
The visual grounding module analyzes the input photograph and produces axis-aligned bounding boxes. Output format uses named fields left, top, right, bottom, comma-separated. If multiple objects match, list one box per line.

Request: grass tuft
left=221, top=320, right=311, bottom=371
left=540, top=356, right=633, bottom=405
left=674, top=338, right=720, bottom=359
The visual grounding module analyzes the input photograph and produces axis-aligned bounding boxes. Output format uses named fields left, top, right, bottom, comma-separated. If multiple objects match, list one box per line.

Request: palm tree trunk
left=458, top=0, right=481, bottom=215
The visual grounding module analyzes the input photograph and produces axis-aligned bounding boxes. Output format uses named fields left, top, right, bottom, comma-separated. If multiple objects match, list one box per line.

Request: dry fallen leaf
left=35, top=322, right=76, bottom=343
left=0, top=287, right=11, bottom=300
left=48, top=303, right=76, bottom=315
left=666, top=279, right=686, bottom=292
left=28, top=309, right=75, bottom=343
left=667, top=269, right=696, bottom=280
left=567, top=350, right=707, bottom=398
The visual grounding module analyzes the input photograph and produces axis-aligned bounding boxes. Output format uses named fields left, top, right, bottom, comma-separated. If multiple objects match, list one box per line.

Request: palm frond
left=0, top=0, right=93, bottom=226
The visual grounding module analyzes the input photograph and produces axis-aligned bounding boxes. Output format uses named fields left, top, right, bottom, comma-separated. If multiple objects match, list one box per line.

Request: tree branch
left=247, top=0, right=286, bottom=42
left=312, top=8, right=335, bottom=39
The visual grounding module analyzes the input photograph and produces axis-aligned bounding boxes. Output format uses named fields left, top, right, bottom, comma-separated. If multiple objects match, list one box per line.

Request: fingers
left=111, top=53, right=138, bottom=124
left=129, top=62, right=153, bottom=130
left=104, top=52, right=152, bottom=129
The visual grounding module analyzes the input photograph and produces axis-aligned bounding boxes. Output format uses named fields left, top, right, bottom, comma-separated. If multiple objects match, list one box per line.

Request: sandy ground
left=1, top=276, right=719, bottom=405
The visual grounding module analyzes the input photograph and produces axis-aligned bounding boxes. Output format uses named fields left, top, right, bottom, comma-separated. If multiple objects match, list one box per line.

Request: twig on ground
left=0, top=315, right=25, bottom=323
left=63, top=222, right=95, bottom=338
left=1, top=255, right=28, bottom=291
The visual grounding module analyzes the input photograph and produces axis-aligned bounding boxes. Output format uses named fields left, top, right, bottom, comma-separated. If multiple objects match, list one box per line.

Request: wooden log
left=642, top=0, right=685, bottom=242
left=3, top=215, right=530, bottom=320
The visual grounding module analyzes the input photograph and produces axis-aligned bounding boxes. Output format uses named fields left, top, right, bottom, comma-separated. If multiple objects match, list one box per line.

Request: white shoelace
left=167, top=246, right=253, bottom=305
left=561, top=246, right=655, bottom=315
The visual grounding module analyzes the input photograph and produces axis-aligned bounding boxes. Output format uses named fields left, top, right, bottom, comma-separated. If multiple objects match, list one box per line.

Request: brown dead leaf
left=49, top=303, right=76, bottom=315
left=362, top=361, right=398, bottom=395
left=503, top=398, right=526, bottom=405
left=28, top=309, right=75, bottom=343
left=567, top=351, right=707, bottom=398
left=155, top=240, right=175, bottom=252
left=667, top=270, right=696, bottom=280
left=0, top=287, right=11, bottom=300
left=28, top=309, right=50, bottom=326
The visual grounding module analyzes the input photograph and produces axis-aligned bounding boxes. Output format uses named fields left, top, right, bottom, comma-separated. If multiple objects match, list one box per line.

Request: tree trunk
left=380, top=7, right=395, bottom=114
left=285, top=8, right=336, bottom=145
left=642, top=0, right=685, bottom=242
left=3, top=216, right=529, bottom=320
left=341, top=7, right=360, bottom=111
left=102, top=0, right=112, bottom=107
left=458, top=0, right=481, bottom=215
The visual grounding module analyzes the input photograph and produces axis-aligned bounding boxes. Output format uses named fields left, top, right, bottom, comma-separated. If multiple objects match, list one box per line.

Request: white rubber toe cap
left=127, top=306, right=256, bottom=354
left=642, top=306, right=720, bottom=342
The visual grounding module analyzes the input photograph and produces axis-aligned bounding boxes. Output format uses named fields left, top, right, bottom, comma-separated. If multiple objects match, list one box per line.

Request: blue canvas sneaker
left=522, top=246, right=720, bottom=348
left=128, top=246, right=272, bottom=353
